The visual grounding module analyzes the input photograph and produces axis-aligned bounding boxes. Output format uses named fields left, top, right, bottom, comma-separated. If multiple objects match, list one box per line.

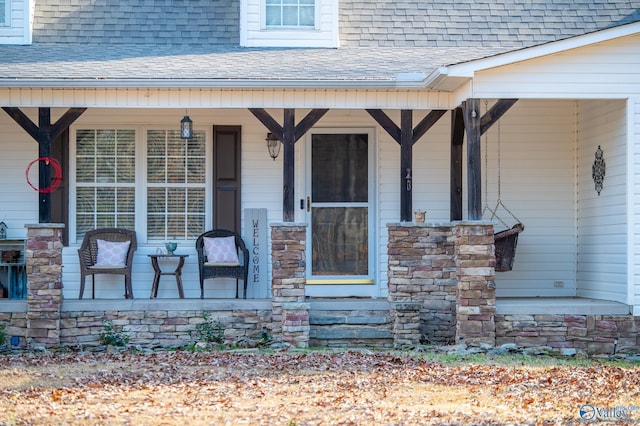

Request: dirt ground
left=0, top=350, right=639, bottom=425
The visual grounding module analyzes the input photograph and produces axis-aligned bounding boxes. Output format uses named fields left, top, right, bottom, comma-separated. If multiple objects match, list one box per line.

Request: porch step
left=308, top=298, right=393, bottom=349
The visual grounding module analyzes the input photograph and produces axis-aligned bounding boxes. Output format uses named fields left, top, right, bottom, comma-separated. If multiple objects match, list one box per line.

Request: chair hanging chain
left=483, top=100, right=490, bottom=216
left=483, top=100, right=521, bottom=228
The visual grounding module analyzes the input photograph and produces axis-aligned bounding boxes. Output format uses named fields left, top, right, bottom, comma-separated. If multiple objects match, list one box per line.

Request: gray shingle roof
left=339, top=1, right=640, bottom=48
left=0, top=0, right=637, bottom=84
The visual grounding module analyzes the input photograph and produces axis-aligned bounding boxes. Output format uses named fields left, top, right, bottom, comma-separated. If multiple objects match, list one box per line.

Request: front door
left=305, top=129, right=376, bottom=297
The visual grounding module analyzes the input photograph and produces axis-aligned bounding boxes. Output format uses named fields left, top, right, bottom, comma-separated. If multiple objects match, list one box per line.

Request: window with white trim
left=75, top=129, right=136, bottom=239
left=241, top=0, right=337, bottom=48
left=0, top=0, right=8, bottom=26
left=146, top=130, right=206, bottom=241
left=266, top=0, right=314, bottom=28
left=74, top=128, right=207, bottom=243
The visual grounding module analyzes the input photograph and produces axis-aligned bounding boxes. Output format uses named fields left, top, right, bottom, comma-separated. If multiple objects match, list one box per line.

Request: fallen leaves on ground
left=0, top=351, right=639, bottom=425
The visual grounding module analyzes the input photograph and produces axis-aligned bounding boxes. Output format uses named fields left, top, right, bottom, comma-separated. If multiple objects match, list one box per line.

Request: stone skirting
left=387, top=223, right=495, bottom=347
left=496, top=314, right=640, bottom=354
left=270, top=223, right=308, bottom=347
left=455, top=224, right=495, bottom=346
left=25, top=224, right=65, bottom=348
left=387, top=224, right=457, bottom=344
left=61, top=306, right=271, bottom=348
left=2, top=222, right=638, bottom=354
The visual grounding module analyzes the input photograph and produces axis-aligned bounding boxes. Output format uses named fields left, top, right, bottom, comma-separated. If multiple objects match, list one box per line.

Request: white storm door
left=305, top=130, right=376, bottom=297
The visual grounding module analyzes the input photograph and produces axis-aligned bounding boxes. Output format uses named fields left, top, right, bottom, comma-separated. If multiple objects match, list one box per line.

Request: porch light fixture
left=180, top=114, right=193, bottom=140
left=0, top=221, right=6, bottom=239
left=266, top=132, right=281, bottom=160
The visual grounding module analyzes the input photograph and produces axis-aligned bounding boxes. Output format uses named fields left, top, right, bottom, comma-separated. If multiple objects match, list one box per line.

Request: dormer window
left=266, top=0, right=315, bottom=28
left=0, top=0, right=9, bottom=26
left=241, top=0, right=338, bottom=48
left=0, top=0, right=34, bottom=44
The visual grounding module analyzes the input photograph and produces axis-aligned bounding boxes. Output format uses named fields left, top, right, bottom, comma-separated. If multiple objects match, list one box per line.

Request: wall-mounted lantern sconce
left=180, top=114, right=193, bottom=140
left=266, top=133, right=281, bottom=160
left=0, top=221, right=6, bottom=239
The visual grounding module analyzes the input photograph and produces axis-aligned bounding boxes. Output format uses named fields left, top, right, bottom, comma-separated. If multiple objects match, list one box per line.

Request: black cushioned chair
left=77, top=228, right=137, bottom=299
left=195, top=229, right=249, bottom=299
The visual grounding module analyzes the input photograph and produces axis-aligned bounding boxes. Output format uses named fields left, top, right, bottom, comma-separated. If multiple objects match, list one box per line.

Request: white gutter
left=0, top=76, right=434, bottom=90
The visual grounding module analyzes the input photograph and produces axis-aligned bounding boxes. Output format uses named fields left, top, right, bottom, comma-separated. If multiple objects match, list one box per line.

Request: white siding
left=576, top=100, right=628, bottom=303
left=632, top=95, right=640, bottom=313
left=0, top=99, right=633, bottom=303
left=59, top=108, right=285, bottom=299
left=482, top=101, right=577, bottom=297
left=468, top=34, right=640, bottom=309
left=471, top=34, right=640, bottom=99
left=0, top=115, right=39, bottom=238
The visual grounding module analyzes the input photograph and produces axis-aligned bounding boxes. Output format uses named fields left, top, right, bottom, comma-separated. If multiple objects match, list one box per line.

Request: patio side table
left=148, top=254, right=188, bottom=299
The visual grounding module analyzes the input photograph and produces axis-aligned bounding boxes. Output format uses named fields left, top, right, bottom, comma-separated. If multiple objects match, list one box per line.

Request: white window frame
left=0, top=0, right=10, bottom=27
left=240, top=0, right=339, bottom=48
left=264, top=0, right=317, bottom=29
left=69, top=125, right=213, bottom=246
left=144, top=128, right=208, bottom=243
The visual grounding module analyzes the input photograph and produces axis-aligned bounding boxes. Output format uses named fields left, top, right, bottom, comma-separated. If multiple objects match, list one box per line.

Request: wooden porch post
left=249, top=108, right=329, bottom=222
left=38, top=109, right=52, bottom=223
left=282, top=109, right=296, bottom=222
left=400, top=110, right=413, bottom=222
left=367, top=109, right=446, bottom=222
left=462, top=99, right=482, bottom=220
left=459, top=99, right=519, bottom=221
left=450, top=107, right=465, bottom=221
left=2, top=107, right=86, bottom=223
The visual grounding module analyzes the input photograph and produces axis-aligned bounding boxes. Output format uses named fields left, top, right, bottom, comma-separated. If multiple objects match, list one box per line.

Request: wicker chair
left=77, top=228, right=137, bottom=299
left=196, top=229, right=249, bottom=299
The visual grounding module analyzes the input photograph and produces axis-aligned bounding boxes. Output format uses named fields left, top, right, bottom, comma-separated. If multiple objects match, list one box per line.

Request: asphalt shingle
left=0, top=0, right=636, bottom=83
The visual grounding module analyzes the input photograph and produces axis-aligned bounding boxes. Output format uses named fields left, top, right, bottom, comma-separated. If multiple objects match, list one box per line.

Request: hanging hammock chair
left=483, top=103, right=524, bottom=272
left=494, top=222, right=524, bottom=272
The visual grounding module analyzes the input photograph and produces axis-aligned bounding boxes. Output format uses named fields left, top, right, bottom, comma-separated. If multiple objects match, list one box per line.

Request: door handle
left=306, top=196, right=310, bottom=212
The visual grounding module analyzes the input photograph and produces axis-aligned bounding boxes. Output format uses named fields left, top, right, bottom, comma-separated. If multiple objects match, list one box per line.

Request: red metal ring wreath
left=25, top=157, right=62, bottom=194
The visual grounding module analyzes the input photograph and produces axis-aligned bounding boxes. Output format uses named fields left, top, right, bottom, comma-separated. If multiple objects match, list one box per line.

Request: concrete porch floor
left=1, top=296, right=632, bottom=316
left=496, top=297, right=632, bottom=315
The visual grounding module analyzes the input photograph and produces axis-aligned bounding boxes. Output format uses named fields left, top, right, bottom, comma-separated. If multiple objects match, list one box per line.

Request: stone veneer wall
left=454, top=224, right=495, bottom=346
left=496, top=314, right=640, bottom=354
left=270, top=224, right=309, bottom=348
left=387, top=224, right=458, bottom=345
left=60, top=306, right=271, bottom=348
left=0, top=309, right=28, bottom=348
left=25, top=224, right=65, bottom=348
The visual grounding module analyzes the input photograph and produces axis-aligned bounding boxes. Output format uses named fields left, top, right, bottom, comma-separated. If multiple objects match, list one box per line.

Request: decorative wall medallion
left=592, top=145, right=605, bottom=196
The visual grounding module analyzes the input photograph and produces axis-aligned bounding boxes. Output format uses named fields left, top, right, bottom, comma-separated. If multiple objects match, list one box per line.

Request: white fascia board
left=447, top=22, right=640, bottom=78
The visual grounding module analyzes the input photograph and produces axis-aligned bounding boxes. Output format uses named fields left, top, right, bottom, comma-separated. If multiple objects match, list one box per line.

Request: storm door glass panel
left=311, top=134, right=368, bottom=276
left=146, top=130, right=206, bottom=241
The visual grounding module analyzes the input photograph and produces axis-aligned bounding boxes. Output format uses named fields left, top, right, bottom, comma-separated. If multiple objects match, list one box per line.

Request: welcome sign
left=243, top=208, right=268, bottom=298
